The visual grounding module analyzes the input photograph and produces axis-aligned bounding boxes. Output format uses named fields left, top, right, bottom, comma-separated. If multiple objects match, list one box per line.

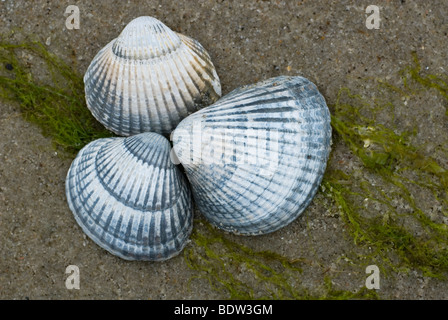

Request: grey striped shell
left=84, top=16, right=221, bottom=136
left=172, top=76, right=332, bottom=235
left=65, top=132, right=193, bottom=261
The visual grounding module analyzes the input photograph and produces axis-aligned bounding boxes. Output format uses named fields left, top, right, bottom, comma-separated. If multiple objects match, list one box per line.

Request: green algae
left=1, top=38, right=447, bottom=299
left=184, top=220, right=304, bottom=300
left=0, top=37, right=113, bottom=154
left=325, top=54, right=448, bottom=279
left=403, top=52, right=448, bottom=114
left=185, top=219, right=380, bottom=300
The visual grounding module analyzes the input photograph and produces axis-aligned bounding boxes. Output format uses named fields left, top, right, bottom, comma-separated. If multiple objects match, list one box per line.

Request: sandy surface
left=1, top=0, right=447, bottom=299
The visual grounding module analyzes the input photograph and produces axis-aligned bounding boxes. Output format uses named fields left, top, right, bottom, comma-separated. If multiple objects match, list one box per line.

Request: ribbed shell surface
left=65, top=132, right=193, bottom=261
left=84, top=16, right=221, bottom=136
left=172, top=76, right=332, bottom=235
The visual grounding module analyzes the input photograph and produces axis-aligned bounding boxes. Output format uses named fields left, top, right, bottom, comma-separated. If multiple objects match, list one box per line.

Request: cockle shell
left=65, top=132, right=193, bottom=261
left=84, top=16, right=221, bottom=136
left=172, top=76, right=332, bottom=235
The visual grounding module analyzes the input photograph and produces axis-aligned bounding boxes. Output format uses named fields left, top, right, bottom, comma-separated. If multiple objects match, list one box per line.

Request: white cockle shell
left=172, top=76, right=332, bottom=235
left=65, top=132, right=193, bottom=261
left=84, top=16, right=221, bottom=136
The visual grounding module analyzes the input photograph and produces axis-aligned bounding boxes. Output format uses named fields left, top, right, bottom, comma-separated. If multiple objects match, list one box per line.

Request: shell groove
left=65, top=132, right=193, bottom=261
left=84, top=16, right=221, bottom=136
left=172, top=76, right=332, bottom=235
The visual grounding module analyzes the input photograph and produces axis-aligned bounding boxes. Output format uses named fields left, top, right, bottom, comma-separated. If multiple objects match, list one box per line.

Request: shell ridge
left=66, top=132, right=194, bottom=261
left=157, top=67, right=178, bottom=133
left=189, top=166, right=261, bottom=219
left=170, top=49, right=199, bottom=110
left=139, top=61, right=154, bottom=133
left=199, top=164, right=292, bottom=218
left=179, top=34, right=221, bottom=96
left=133, top=63, right=146, bottom=134
left=123, top=134, right=166, bottom=166
left=112, top=17, right=182, bottom=60
left=176, top=47, right=206, bottom=97
left=84, top=16, right=221, bottom=136
left=97, top=50, right=121, bottom=131
left=210, top=86, right=291, bottom=108
left=199, top=105, right=297, bottom=120
left=160, top=61, right=183, bottom=127
left=148, top=63, right=164, bottom=134
left=124, top=62, right=137, bottom=134
left=173, top=76, right=331, bottom=235
left=92, top=137, right=182, bottom=212
left=116, top=64, right=127, bottom=135
left=95, top=142, right=137, bottom=198
left=167, top=55, right=193, bottom=119
left=113, top=142, right=150, bottom=201
left=108, top=209, right=124, bottom=252
left=212, top=79, right=289, bottom=105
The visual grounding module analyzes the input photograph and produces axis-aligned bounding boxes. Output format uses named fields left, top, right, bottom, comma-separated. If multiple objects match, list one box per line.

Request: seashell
left=172, top=76, right=332, bottom=236
left=84, top=16, right=221, bottom=137
left=65, top=132, right=193, bottom=261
